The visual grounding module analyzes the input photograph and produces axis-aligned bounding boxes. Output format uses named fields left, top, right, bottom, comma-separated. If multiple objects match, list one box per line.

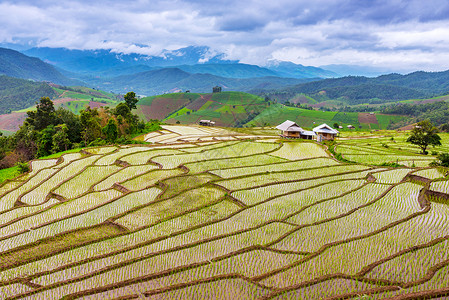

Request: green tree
left=13, top=123, right=38, bottom=161
left=55, top=107, right=81, bottom=143
left=52, top=124, right=71, bottom=153
left=124, top=91, right=138, bottom=110
left=102, top=119, right=118, bottom=143
left=114, top=102, right=131, bottom=119
left=80, top=108, right=102, bottom=145
left=37, top=125, right=56, bottom=157
left=25, top=97, right=57, bottom=131
left=406, top=119, right=441, bottom=154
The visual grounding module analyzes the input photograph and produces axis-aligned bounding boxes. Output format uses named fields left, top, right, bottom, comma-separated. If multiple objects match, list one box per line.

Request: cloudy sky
left=1, top=0, right=449, bottom=71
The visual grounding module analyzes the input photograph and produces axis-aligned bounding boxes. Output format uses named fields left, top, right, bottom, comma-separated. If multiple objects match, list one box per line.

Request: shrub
left=16, top=161, right=30, bottom=173
left=380, top=161, right=401, bottom=168
left=430, top=152, right=449, bottom=167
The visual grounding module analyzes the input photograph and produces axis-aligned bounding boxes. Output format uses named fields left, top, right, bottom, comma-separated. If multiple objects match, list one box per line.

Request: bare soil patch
left=187, top=95, right=211, bottom=110
left=310, top=102, right=330, bottom=108
left=88, top=101, right=108, bottom=108
left=53, top=97, right=78, bottom=105
left=398, top=123, right=417, bottom=131
left=358, top=113, right=378, bottom=124
left=0, top=112, right=27, bottom=132
left=147, top=97, right=191, bottom=120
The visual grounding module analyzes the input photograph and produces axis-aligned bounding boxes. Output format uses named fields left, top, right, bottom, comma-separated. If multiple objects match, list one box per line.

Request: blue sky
left=1, top=0, right=449, bottom=71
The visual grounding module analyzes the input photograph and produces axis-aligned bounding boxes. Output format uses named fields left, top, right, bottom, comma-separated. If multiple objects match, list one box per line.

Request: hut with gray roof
left=276, top=120, right=316, bottom=140
left=313, top=123, right=339, bottom=141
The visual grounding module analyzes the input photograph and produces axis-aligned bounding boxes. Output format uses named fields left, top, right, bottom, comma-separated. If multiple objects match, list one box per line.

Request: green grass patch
left=0, top=165, right=20, bottom=183
left=215, top=105, right=246, bottom=114
left=39, top=148, right=85, bottom=159
left=199, top=100, right=213, bottom=110
left=164, top=107, right=193, bottom=120
left=0, top=129, right=15, bottom=136
left=248, top=104, right=337, bottom=127
left=376, top=114, right=406, bottom=129
left=331, top=112, right=359, bottom=125
left=212, top=91, right=264, bottom=105
left=0, top=223, right=125, bottom=270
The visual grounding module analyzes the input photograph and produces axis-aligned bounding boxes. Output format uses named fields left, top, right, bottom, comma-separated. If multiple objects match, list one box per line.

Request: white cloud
left=0, top=0, right=449, bottom=71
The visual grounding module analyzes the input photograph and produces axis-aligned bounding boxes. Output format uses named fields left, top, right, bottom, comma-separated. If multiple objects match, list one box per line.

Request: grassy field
left=0, top=126, right=447, bottom=299
left=247, top=104, right=405, bottom=129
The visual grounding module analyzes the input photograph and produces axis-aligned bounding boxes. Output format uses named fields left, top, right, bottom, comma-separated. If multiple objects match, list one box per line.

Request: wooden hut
left=313, top=123, right=339, bottom=141
left=276, top=120, right=316, bottom=139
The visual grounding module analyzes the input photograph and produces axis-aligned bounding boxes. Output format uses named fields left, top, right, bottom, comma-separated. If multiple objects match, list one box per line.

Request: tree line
left=0, top=92, right=148, bottom=170
left=381, top=101, right=449, bottom=129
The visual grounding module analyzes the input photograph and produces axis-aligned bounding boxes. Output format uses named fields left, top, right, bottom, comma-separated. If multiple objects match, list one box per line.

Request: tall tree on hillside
left=37, top=125, right=56, bottom=157
left=406, top=119, right=441, bottom=154
left=102, top=119, right=118, bottom=143
left=52, top=124, right=71, bottom=153
left=80, top=108, right=102, bottom=145
left=25, top=97, right=58, bottom=131
left=13, top=124, right=38, bottom=161
left=124, top=92, right=138, bottom=110
left=55, top=107, right=82, bottom=143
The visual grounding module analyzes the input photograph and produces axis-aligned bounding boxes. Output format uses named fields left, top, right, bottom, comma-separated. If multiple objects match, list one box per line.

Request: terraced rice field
left=335, top=134, right=438, bottom=167
left=0, top=126, right=448, bottom=299
left=141, top=125, right=271, bottom=144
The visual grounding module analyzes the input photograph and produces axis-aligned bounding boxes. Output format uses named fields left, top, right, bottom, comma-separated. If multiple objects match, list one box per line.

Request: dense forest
left=381, top=101, right=449, bottom=129
left=0, top=76, right=58, bottom=114
left=0, top=92, right=148, bottom=170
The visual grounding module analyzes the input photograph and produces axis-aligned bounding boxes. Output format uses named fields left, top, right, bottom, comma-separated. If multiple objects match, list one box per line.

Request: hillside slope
left=0, top=76, right=58, bottom=114
left=0, top=84, right=120, bottom=132
left=135, top=91, right=270, bottom=127
left=96, top=68, right=308, bottom=96
left=247, top=103, right=405, bottom=129
left=0, top=48, right=79, bottom=85
left=265, top=70, right=449, bottom=105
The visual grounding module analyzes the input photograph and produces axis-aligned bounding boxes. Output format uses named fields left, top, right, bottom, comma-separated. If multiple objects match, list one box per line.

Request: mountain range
left=2, top=45, right=449, bottom=105
left=0, top=46, right=332, bottom=96
left=261, top=71, right=449, bottom=105
left=23, top=46, right=339, bottom=79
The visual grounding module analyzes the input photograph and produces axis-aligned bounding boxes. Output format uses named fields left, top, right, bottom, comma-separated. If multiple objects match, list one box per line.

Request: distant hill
left=0, top=75, right=58, bottom=114
left=266, top=60, right=339, bottom=78
left=264, top=70, right=449, bottom=105
left=319, top=64, right=400, bottom=77
left=175, top=63, right=278, bottom=78
left=0, top=48, right=80, bottom=85
left=95, top=68, right=310, bottom=96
